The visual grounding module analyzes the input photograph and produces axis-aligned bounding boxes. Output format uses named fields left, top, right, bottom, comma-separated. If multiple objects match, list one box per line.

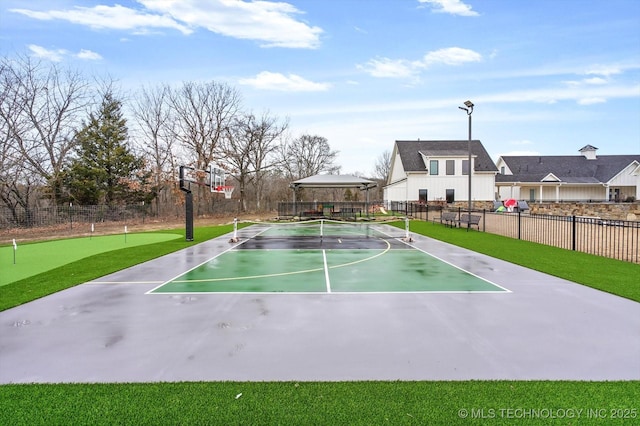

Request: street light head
left=464, top=100, right=474, bottom=108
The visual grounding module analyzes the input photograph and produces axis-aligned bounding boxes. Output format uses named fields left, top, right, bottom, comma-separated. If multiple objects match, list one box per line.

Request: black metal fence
left=0, top=199, right=239, bottom=230
left=387, top=202, right=640, bottom=264
left=0, top=204, right=154, bottom=229
left=277, top=202, right=372, bottom=220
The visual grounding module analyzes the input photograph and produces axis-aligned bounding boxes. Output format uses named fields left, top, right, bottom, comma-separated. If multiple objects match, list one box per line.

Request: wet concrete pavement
left=1, top=225, right=638, bottom=383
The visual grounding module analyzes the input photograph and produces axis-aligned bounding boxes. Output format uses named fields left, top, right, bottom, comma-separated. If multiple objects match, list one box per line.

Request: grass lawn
left=1, top=220, right=638, bottom=425
left=1, top=381, right=638, bottom=425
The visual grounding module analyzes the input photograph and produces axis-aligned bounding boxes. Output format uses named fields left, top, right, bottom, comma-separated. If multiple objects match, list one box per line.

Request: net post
left=229, top=217, right=239, bottom=243
left=403, top=216, right=413, bottom=242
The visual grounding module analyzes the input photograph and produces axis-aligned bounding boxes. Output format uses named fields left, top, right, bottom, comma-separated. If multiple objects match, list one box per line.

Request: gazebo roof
left=290, top=174, right=377, bottom=189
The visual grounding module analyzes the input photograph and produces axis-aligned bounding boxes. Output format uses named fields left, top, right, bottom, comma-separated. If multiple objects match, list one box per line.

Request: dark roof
left=496, top=155, right=640, bottom=184
left=395, top=140, right=498, bottom=172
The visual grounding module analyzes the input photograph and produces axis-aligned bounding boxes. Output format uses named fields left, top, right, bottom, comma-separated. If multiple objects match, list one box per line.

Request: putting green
left=1, top=233, right=181, bottom=286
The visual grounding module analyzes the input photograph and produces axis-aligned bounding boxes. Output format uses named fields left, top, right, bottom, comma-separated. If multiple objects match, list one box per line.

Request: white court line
left=379, top=226, right=512, bottom=293
left=148, top=222, right=511, bottom=295
left=86, top=281, right=163, bottom=284
left=323, top=249, right=331, bottom=293
left=145, top=226, right=268, bottom=294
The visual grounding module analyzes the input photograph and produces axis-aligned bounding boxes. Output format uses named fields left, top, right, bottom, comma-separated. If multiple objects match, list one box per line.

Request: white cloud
left=583, top=77, right=608, bottom=85
left=585, top=65, right=622, bottom=77
left=27, top=45, right=67, bottom=62
left=28, top=44, right=102, bottom=62
left=357, top=57, right=419, bottom=78
left=238, top=71, right=331, bottom=92
left=140, top=0, right=322, bottom=48
left=419, top=0, right=479, bottom=17
left=481, top=83, right=639, bottom=106
left=12, top=4, right=193, bottom=35
left=577, top=97, right=606, bottom=105
left=422, top=47, right=482, bottom=66
left=12, top=1, right=322, bottom=49
left=564, top=76, right=609, bottom=87
left=76, top=49, right=102, bottom=60
left=359, top=47, right=482, bottom=78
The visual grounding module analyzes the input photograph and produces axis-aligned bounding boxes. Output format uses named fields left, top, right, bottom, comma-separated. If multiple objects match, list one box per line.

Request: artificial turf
left=1, top=381, right=638, bottom=425
left=1, top=233, right=180, bottom=286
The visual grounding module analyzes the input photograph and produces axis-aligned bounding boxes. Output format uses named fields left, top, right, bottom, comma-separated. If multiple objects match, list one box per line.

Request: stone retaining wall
left=445, top=201, right=640, bottom=221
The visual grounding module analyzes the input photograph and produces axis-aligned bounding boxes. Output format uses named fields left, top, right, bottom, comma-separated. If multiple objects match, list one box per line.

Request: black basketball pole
left=185, top=191, right=194, bottom=241
left=179, top=166, right=194, bottom=241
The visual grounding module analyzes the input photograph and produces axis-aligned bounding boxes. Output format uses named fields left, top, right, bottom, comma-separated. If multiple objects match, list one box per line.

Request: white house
left=384, top=140, right=498, bottom=204
left=495, top=145, right=640, bottom=202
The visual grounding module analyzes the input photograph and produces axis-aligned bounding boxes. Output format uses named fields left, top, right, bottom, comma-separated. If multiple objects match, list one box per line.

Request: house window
left=418, top=189, right=427, bottom=203
left=500, top=166, right=505, bottom=175
left=446, top=189, right=455, bottom=203
left=429, top=160, right=439, bottom=175
left=462, top=160, right=470, bottom=175
left=529, top=189, right=535, bottom=202
left=446, top=160, right=455, bottom=175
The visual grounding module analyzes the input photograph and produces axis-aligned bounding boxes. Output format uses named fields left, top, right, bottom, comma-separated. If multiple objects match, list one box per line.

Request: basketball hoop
left=221, top=186, right=234, bottom=199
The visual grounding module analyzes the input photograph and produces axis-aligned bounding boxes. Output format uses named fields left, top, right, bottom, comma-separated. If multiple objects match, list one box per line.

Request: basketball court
left=0, top=220, right=638, bottom=383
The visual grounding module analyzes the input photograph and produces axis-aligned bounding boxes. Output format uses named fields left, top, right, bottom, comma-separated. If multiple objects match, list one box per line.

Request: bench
left=434, top=211, right=458, bottom=227
left=458, top=214, right=481, bottom=230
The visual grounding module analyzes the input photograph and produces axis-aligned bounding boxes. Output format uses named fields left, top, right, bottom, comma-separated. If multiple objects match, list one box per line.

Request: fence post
left=517, top=210, right=521, bottom=240
left=572, top=215, right=576, bottom=251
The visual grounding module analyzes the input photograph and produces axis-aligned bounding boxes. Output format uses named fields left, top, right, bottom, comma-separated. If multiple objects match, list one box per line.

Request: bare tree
left=131, top=83, right=175, bottom=215
left=0, top=55, right=92, bottom=205
left=279, top=134, right=340, bottom=180
left=0, top=77, right=37, bottom=224
left=168, top=81, right=241, bottom=170
left=223, top=111, right=288, bottom=211
left=374, top=149, right=392, bottom=182
left=167, top=81, right=242, bottom=213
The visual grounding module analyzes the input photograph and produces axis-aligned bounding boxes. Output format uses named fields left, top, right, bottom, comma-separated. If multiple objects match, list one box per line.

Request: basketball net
left=212, top=185, right=234, bottom=199
left=222, top=186, right=234, bottom=199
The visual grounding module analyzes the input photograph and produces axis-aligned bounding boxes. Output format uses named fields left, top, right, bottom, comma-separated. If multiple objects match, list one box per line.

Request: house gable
left=542, top=173, right=560, bottom=182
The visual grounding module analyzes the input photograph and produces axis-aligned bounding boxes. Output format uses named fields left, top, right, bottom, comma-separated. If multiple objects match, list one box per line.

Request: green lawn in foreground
left=0, top=233, right=180, bottom=286
left=1, top=381, right=638, bottom=425
left=0, top=220, right=638, bottom=424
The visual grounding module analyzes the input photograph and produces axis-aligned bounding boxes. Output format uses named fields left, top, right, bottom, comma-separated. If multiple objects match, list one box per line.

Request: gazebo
left=287, top=174, right=377, bottom=219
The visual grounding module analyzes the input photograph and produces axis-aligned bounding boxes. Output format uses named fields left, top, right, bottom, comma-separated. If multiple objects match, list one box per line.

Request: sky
left=1, top=0, right=639, bottom=176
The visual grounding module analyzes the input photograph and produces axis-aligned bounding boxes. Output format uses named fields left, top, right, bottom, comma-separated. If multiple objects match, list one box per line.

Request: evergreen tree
left=63, top=91, right=151, bottom=205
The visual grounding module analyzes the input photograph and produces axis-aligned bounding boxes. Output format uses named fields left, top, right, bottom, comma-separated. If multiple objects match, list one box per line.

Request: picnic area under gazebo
left=278, top=174, right=378, bottom=220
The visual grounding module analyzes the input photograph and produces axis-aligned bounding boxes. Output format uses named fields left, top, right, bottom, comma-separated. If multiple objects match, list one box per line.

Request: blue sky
left=2, top=0, right=639, bottom=176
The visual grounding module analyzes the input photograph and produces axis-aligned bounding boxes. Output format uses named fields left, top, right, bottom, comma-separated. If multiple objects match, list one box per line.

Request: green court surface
left=152, top=248, right=507, bottom=294
left=1, top=233, right=181, bottom=286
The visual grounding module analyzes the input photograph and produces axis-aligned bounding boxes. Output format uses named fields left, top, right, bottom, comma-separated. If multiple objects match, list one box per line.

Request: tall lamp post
left=458, top=100, right=474, bottom=228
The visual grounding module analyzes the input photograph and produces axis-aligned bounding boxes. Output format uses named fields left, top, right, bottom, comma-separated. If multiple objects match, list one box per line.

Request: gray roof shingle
left=395, top=140, right=498, bottom=172
left=496, top=155, right=640, bottom=183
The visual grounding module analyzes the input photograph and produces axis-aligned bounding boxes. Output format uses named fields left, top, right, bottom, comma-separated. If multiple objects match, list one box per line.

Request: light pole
left=458, top=100, right=474, bottom=228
